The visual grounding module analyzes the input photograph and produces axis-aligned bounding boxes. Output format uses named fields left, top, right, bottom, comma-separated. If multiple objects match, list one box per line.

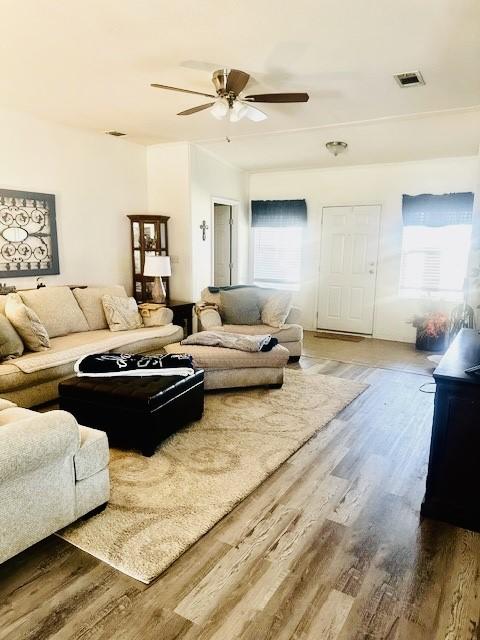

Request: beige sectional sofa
left=0, top=399, right=109, bottom=564
left=0, top=286, right=183, bottom=407
left=196, top=286, right=303, bottom=358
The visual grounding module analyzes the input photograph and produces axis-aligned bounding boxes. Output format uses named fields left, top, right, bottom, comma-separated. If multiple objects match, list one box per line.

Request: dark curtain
left=402, top=192, right=474, bottom=227
left=251, top=199, right=307, bottom=227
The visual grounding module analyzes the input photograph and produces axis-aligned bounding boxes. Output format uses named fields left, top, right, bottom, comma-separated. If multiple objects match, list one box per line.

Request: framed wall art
left=0, top=189, right=60, bottom=277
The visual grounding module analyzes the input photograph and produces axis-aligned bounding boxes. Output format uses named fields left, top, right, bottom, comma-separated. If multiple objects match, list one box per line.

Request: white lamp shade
left=210, top=99, right=229, bottom=119
left=143, top=255, right=171, bottom=277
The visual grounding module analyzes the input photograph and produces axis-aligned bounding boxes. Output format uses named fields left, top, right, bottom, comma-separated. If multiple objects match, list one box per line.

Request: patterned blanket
left=74, top=353, right=194, bottom=377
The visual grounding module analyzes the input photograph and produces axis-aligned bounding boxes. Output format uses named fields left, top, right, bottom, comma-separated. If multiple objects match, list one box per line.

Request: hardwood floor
left=0, top=348, right=479, bottom=640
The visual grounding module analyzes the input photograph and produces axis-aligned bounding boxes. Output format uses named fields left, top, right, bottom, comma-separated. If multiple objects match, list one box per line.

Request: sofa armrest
left=0, top=410, right=80, bottom=482
left=286, top=306, right=302, bottom=325
left=197, top=307, right=223, bottom=331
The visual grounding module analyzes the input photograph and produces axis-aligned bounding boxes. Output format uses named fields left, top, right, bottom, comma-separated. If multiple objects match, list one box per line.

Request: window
left=399, top=192, right=474, bottom=301
left=253, top=226, right=303, bottom=289
left=251, top=199, right=306, bottom=290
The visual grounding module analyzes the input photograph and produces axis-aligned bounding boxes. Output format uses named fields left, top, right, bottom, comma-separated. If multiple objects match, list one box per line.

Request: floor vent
left=394, top=71, right=425, bottom=87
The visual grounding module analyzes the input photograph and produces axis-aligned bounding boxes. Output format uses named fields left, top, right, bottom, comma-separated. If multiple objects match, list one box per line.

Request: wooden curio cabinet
left=127, top=214, right=170, bottom=302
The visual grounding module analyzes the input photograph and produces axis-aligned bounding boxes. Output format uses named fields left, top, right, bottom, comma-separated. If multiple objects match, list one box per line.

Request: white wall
left=147, top=142, right=192, bottom=300
left=249, top=156, right=478, bottom=341
left=190, top=145, right=248, bottom=299
left=147, top=143, right=248, bottom=302
left=0, top=108, right=147, bottom=292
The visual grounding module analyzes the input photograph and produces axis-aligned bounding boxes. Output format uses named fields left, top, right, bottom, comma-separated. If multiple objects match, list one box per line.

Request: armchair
left=0, top=400, right=109, bottom=564
left=196, top=287, right=303, bottom=360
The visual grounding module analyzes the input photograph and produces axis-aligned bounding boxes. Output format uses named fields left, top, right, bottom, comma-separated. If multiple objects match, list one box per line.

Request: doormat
left=315, top=332, right=365, bottom=342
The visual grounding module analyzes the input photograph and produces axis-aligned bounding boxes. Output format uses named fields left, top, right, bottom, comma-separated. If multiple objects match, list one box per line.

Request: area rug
left=58, top=369, right=367, bottom=583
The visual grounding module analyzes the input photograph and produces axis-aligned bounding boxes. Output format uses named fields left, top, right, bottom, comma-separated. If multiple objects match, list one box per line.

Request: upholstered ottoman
left=163, top=343, right=289, bottom=390
left=59, top=370, right=204, bottom=456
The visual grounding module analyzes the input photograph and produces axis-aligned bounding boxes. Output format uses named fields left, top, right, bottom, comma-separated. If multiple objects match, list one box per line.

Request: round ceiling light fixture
left=326, top=141, right=348, bottom=156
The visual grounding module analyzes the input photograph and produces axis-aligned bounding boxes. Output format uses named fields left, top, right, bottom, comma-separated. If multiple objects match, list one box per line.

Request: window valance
left=251, top=199, right=307, bottom=228
left=402, top=192, right=474, bottom=227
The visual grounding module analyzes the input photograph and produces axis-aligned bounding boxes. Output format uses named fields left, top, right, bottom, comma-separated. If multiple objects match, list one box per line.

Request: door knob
left=369, top=269, right=375, bottom=274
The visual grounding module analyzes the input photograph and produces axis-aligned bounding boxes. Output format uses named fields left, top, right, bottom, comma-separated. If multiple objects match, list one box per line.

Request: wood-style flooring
left=0, top=340, right=479, bottom=640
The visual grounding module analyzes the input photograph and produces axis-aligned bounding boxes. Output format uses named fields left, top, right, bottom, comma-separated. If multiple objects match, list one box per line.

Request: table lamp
left=143, top=255, right=171, bottom=303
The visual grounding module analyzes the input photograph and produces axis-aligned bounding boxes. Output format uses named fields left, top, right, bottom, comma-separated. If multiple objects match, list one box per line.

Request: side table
left=168, top=300, right=195, bottom=336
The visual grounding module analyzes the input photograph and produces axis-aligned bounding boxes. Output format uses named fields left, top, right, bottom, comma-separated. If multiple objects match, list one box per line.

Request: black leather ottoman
left=59, top=370, right=204, bottom=456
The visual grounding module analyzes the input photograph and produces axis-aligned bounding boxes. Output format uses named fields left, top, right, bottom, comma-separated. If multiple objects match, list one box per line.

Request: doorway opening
left=212, top=201, right=237, bottom=287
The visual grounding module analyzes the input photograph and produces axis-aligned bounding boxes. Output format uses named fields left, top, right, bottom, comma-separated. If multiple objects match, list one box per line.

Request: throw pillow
left=4, top=294, right=50, bottom=351
left=220, top=288, right=262, bottom=325
left=0, top=314, right=24, bottom=360
left=138, top=304, right=173, bottom=327
left=19, top=286, right=89, bottom=337
left=102, top=295, right=143, bottom=332
left=73, top=285, right=128, bottom=330
left=261, top=291, right=293, bottom=328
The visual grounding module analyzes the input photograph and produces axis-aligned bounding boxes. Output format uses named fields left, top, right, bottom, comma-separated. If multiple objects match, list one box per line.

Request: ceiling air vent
left=105, top=130, right=126, bottom=136
left=394, top=71, right=425, bottom=87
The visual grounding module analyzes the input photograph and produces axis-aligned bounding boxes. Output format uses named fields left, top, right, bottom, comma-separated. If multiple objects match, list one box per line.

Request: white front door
left=317, top=205, right=381, bottom=334
left=213, top=204, right=232, bottom=287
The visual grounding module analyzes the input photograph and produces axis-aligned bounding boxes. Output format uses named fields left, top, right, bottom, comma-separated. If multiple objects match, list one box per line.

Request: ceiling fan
left=151, top=68, right=309, bottom=123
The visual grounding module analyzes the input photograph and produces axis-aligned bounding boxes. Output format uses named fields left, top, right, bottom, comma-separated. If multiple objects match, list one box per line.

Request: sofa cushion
left=102, top=295, right=143, bottom=332
left=220, top=288, right=262, bottom=325
left=261, top=291, right=293, bottom=328
left=73, top=286, right=128, bottom=330
left=19, top=287, right=89, bottom=338
left=5, top=294, right=50, bottom=351
left=218, top=323, right=303, bottom=343
left=0, top=325, right=183, bottom=387
left=164, top=342, right=289, bottom=369
left=74, top=426, right=109, bottom=481
left=0, top=314, right=24, bottom=360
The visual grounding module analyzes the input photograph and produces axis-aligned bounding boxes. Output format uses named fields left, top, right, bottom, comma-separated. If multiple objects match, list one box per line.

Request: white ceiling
left=200, top=108, right=480, bottom=171
left=1, top=0, right=480, bottom=169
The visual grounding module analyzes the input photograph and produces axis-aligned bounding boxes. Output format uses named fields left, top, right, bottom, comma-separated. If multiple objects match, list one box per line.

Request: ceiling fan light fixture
left=210, top=99, right=229, bottom=119
left=326, top=141, right=348, bottom=156
left=244, top=105, right=267, bottom=122
left=229, top=101, right=248, bottom=122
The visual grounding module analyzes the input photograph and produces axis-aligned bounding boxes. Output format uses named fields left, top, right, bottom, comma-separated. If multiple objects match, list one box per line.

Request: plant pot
left=415, top=329, right=447, bottom=352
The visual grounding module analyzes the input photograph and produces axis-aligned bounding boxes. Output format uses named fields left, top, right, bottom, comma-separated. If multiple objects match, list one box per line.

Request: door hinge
left=229, top=218, right=234, bottom=226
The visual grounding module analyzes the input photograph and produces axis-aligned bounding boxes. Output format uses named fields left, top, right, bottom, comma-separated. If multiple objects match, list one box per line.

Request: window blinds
left=400, top=192, right=474, bottom=299
left=251, top=199, right=307, bottom=227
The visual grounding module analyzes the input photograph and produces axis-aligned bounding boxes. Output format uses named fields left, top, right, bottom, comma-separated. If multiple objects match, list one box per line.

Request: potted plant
left=411, top=312, right=449, bottom=352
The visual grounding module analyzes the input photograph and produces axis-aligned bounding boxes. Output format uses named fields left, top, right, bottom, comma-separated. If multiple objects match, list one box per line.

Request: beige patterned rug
left=59, top=369, right=367, bottom=583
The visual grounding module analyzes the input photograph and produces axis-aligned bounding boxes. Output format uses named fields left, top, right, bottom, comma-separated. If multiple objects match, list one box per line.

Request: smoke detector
left=326, top=141, right=348, bottom=157
left=394, top=71, right=425, bottom=87
left=105, top=130, right=127, bottom=137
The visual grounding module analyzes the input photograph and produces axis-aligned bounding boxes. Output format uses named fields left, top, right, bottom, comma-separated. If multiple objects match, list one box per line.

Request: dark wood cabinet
left=127, top=214, right=169, bottom=303
left=421, top=328, right=480, bottom=532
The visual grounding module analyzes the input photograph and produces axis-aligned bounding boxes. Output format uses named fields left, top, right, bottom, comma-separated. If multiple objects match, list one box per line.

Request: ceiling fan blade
left=244, top=92, right=309, bottom=103
left=177, top=102, right=215, bottom=116
left=151, top=83, right=216, bottom=99
left=243, top=104, right=267, bottom=122
left=226, top=69, right=250, bottom=94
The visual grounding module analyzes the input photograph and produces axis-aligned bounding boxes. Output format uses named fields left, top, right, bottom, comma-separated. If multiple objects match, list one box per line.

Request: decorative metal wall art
left=0, top=189, right=60, bottom=277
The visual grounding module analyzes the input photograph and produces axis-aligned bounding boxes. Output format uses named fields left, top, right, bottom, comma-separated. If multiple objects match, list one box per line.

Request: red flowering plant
left=410, top=312, right=449, bottom=338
